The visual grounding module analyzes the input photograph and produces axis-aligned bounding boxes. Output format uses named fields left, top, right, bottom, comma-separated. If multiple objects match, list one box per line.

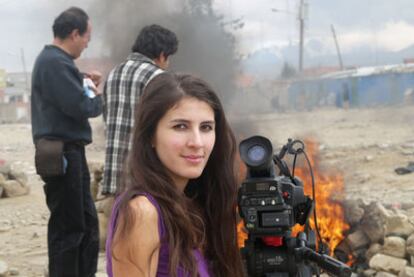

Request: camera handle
left=294, top=233, right=352, bottom=277
left=273, top=139, right=306, bottom=181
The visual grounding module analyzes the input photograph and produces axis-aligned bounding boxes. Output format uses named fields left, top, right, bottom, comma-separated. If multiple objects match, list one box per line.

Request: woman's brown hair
left=112, top=73, right=244, bottom=277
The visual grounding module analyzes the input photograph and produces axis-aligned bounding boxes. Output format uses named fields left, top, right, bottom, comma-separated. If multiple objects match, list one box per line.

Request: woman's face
left=153, top=96, right=216, bottom=191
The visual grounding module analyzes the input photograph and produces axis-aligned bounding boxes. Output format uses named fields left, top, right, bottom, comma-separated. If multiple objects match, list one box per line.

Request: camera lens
left=247, top=145, right=266, bottom=162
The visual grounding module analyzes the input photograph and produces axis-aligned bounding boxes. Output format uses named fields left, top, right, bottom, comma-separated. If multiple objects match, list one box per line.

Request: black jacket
left=31, top=45, right=102, bottom=144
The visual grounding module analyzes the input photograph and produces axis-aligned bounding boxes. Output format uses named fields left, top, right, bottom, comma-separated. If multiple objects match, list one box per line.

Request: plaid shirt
left=102, top=53, right=163, bottom=194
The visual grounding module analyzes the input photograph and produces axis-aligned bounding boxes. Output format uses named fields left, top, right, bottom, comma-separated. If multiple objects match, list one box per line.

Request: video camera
left=238, top=136, right=352, bottom=277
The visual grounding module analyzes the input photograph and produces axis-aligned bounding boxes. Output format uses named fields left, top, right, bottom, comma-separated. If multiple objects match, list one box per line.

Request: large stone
left=369, top=253, right=407, bottom=274
left=2, top=180, right=30, bottom=198
left=399, top=267, right=414, bottom=277
left=360, top=202, right=387, bottom=243
left=8, top=169, right=28, bottom=187
left=385, top=213, right=414, bottom=238
left=382, top=236, right=406, bottom=258
left=366, top=243, right=383, bottom=261
left=344, top=198, right=365, bottom=225
left=346, top=229, right=370, bottom=251
left=406, top=234, right=414, bottom=256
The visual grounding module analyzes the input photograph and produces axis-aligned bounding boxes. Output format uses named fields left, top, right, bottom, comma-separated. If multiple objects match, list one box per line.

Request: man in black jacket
left=31, top=7, right=102, bottom=277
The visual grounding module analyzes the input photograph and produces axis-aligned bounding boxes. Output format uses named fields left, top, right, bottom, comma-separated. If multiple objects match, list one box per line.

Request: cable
left=302, top=150, right=326, bottom=254
left=292, top=153, right=297, bottom=177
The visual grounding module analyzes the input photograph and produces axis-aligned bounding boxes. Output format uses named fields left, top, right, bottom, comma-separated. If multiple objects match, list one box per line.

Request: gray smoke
left=90, top=0, right=238, bottom=108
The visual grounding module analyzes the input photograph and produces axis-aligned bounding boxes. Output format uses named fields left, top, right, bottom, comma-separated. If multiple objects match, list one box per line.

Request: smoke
left=89, top=0, right=238, bottom=109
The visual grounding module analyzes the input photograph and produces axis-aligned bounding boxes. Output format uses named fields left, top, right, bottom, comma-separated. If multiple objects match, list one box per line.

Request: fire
left=237, top=138, right=350, bottom=256
left=291, top=138, right=349, bottom=255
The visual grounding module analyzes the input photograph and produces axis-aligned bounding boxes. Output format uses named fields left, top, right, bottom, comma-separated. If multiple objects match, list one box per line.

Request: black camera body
left=239, top=176, right=311, bottom=236
left=238, top=136, right=352, bottom=277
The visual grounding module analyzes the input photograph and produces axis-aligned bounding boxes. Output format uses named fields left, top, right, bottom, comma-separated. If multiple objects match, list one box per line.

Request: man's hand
left=85, top=70, right=102, bottom=87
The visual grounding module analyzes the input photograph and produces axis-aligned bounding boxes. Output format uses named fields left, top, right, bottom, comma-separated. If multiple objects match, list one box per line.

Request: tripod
left=241, top=232, right=352, bottom=277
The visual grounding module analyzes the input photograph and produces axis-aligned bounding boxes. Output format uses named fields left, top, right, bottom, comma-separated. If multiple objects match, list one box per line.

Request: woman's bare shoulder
left=128, top=195, right=159, bottom=224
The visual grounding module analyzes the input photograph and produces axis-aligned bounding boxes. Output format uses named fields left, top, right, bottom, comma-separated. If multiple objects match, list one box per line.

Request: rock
left=369, top=253, right=407, bottom=274
left=363, top=269, right=377, bottom=277
left=401, top=142, right=414, bottom=149
left=399, top=267, right=414, bottom=277
left=0, top=160, right=11, bottom=175
left=406, top=234, right=414, bottom=256
left=360, top=202, right=387, bottom=243
left=376, top=272, right=398, bottom=277
left=346, top=229, right=370, bottom=251
left=385, top=213, right=414, bottom=238
left=366, top=243, right=383, bottom=261
left=402, top=202, right=414, bottom=210
left=382, top=236, right=406, bottom=258
left=401, top=150, right=414, bottom=156
left=377, top=143, right=390, bottom=149
left=9, top=267, right=19, bottom=275
left=0, top=225, right=12, bottom=233
left=8, top=169, right=28, bottom=187
left=2, top=180, right=30, bottom=198
left=344, top=198, right=365, bottom=225
left=0, top=259, right=9, bottom=277
left=364, top=155, right=374, bottom=162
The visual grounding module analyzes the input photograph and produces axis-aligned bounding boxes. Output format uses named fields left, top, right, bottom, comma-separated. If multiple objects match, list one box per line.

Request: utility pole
left=331, top=24, right=344, bottom=70
left=20, top=48, right=29, bottom=93
left=298, top=0, right=305, bottom=72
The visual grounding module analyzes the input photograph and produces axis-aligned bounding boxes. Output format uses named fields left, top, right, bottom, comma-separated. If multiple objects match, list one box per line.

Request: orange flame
left=291, top=138, right=349, bottom=254
left=237, top=138, right=350, bottom=256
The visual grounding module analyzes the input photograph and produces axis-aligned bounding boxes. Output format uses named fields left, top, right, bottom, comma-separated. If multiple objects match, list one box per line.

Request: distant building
left=285, top=63, right=414, bottom=110
left=0, top=70, right=31, bottom=123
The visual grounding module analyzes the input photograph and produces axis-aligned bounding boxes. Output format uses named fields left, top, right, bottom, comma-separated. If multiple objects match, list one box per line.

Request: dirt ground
left=0, top=105, right=413, bottom=276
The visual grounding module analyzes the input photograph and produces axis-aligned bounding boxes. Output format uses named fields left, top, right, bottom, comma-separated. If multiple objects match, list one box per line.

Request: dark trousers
left=42, top=144, right=99, bottom=277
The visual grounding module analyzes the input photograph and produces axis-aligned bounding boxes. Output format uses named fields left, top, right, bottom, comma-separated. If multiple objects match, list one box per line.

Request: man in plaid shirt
left=102, top=25, right=178, bottom=194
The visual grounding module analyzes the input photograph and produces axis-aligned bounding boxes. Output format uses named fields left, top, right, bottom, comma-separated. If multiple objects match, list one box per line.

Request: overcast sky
left=1, top=0, right=414, bottom=72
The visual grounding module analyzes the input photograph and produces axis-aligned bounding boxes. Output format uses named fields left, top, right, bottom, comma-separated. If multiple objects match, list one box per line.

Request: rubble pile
left=336, top=199, right=414, bottom=276
left=0, top=160, right=30, bottom=198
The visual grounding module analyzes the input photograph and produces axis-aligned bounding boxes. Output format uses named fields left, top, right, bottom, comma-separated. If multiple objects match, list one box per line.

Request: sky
left=1, top=0, right=414, bottom=72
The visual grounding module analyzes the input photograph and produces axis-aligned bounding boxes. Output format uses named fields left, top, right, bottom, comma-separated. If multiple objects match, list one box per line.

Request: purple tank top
left=106, top=192, right=211, bottom=277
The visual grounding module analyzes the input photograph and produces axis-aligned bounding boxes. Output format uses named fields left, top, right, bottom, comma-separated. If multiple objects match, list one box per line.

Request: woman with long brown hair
left=106, top=72, right=244, bottom=277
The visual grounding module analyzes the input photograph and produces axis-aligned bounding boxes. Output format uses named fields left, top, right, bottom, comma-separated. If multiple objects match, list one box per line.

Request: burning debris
left=293, top=139, right=350, bottom=255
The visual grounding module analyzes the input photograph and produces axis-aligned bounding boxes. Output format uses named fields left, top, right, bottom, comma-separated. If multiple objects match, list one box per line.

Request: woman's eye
left=201, top=124, right=214, bottom=132
left=173, top=124, right=187, bottom=130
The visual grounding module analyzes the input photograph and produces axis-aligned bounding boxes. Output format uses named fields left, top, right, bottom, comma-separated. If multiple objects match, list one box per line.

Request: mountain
left=241, top=40, right=414, bottom=78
